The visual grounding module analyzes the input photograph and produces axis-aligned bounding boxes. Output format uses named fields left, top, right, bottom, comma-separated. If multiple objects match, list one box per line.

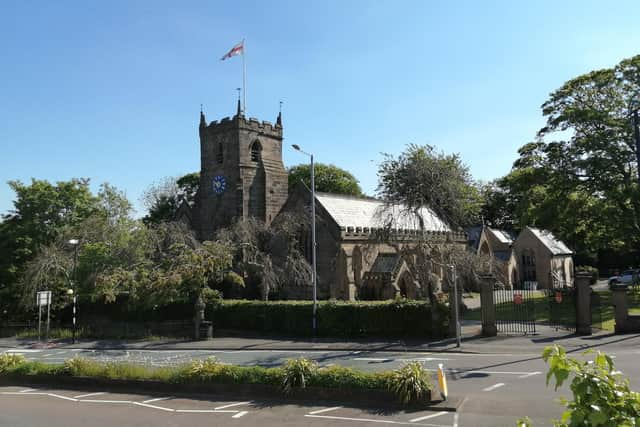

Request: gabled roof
left=314, top=192, right=450, bottom=232
left=488, top=228, right=516, bottom=244
left=528, top=227, right=573, bottom=255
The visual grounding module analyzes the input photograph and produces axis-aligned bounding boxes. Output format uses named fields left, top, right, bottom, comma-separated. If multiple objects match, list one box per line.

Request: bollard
left=437, top=363, right=448, bottom=400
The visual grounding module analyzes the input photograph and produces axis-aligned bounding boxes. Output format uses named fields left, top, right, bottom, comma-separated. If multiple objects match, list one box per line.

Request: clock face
left=212, top=175, right=227, bottom=194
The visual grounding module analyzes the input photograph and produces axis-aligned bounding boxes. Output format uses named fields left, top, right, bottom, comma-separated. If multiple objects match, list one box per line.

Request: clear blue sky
left=1, top=1, right=639, bottom=216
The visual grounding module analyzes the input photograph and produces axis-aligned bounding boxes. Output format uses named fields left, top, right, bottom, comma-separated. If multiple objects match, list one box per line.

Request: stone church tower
left=193, top=101, right=289, bottom=239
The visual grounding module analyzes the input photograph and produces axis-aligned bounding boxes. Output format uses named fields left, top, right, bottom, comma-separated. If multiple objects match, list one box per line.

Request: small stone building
left=475, top=225, right=574, bottom=289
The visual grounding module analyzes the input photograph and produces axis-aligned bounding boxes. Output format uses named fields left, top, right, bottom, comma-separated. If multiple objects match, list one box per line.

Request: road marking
left=143, top=396, right=172, bottom=403
left=5, top=349, right=42, bottom=353
left=133, top=402, right=174, bottom=412
left=20, top=388, right=38, bottom=393
left=232, top=411, right=249, bottom=418
left=80, top=399, right=133, bottom=404
left=74, top=392, right=106, bottom=398
left=174, top=409, right=239, bottom=413
left=453, top=412, right=459, bottom=427
left=482, top=383, right=505, bottom=392
left=409, top=411, right=448, bottom=422
left=305, top=414, right=448, bottom=426
left=309, top=406, right=343, bottom=415
left=214, top=401, right=251, bottom=410
left=399, top=358, right=451, bottom=362
left=457, top=370, right=539, bottom=376
left=47, top=393, right=78, bottom=402
left=353, top=357, right=393, bottom=362
left=518, top=371, right=541, bottom=379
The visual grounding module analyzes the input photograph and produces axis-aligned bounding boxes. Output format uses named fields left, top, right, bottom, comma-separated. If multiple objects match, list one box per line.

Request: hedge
left=207, top=299, right=448, bottom=338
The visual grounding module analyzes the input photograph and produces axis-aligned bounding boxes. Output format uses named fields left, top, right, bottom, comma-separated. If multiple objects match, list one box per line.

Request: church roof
left=527, top=227, right=573, bottom=255
left=488, top=227, right=516, bottom=244
left=314, top=192, right=450, bottom=232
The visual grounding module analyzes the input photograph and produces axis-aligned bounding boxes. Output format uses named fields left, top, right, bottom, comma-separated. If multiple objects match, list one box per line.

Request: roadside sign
left=513, top=293, right=523, bottom=305
left=555, top=291, right=563, bottom=304
left=36, top=291, right=51, bottom=307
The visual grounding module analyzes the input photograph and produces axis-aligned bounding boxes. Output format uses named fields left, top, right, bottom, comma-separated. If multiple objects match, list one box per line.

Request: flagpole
left=242, top=38, right=247, bottom=115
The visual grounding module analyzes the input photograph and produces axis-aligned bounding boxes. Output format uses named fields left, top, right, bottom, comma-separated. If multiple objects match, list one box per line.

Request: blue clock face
left=212, top=175, right=226, bottom=194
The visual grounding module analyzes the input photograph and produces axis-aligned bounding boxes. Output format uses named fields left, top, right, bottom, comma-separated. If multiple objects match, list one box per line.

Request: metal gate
left=494, top=288, right=537, bottom=334
left=544, top=280, right=576, bottom=332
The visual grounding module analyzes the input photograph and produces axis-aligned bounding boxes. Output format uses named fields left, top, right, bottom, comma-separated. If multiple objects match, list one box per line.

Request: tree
left=485, top=54, right=640, bottom=267
left=142, top=172, right=199, bottom=224
left=377, top=144, right=482, bottom=229
left=0, top=178, right=98, bottom=315
left=288, top=163, right=364, bottom=196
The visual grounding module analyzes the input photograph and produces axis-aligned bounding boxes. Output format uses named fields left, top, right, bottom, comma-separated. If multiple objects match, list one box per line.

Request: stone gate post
left=575, top=272, right=593, bottom=335
left=479, top=274, right=497, bottom=337
left=612, top=286, right=630, bottom=333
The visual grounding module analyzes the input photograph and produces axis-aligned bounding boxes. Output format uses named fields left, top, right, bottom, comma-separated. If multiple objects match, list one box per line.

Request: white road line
left=305, top=414, right=449, bottom=426
left=174, top=409, right=239, bottom=413
left=1, top=392, right=48, bottom=396
left=518, top=371, right=542, bottom=379
left=20, top=388, right=38, bottom=393
left=353, top=357, right=392, bottom=362
left=409, top=411, right=448, bottom=422
left=460, top=370, right=538, bottom=376
left=143, top=396, right=172, bottom=403
left=453, top=413, right=459, bottom=427
left=232, top=411, right=249, bottom=418
left=399, top=358, right=451, bottom=362
left=309, top=406, right=343, bottom=415
left=214, top=401, right=251, bottom=410
left=132, top=402, right=174, bottom=412
left=73, top=392, right=106, bottom=399
left=47, top=393, right=78, bottom=402
left=482, top=383, right=506, bottom=392
left=79, top=399, right=133, bottom=404
left=5, top=349, right=42, bottom=353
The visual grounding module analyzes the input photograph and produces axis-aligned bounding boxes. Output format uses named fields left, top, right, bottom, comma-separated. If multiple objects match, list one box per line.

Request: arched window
left=250, top=140, right=262, bottom=162
left=217, top=142, right=223, bottom=163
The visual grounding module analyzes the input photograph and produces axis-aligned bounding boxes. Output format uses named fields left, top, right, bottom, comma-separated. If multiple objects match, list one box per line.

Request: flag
left=221, top=40, right=244, bottom=61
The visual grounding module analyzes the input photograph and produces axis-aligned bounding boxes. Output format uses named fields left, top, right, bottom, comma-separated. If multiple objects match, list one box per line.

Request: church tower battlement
left=194, top=101, right=288, bottom=239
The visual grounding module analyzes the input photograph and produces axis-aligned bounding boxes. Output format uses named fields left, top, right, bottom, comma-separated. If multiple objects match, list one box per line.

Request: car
left=608, top=269, right=640, bottom=288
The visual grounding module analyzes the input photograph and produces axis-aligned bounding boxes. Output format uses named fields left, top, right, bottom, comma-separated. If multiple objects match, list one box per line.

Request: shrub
left=208, top=299, right=447, bottom=338
left=387, top=362, right=433, bottom=405
left=282, top=358, right=318, bottom=394
left=0, top=353, right=26, bottom=373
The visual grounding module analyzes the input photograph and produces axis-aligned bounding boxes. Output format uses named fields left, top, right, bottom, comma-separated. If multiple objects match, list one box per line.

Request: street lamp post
left=292, top=144, right=317, bottom=336
left=631, top=94, right=640, bottom=185
left=68, top=239, right=79, bottom=344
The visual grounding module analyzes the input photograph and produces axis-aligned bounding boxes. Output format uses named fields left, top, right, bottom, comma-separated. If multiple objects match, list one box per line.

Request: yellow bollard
left=437, top=363, right=448, bottom=400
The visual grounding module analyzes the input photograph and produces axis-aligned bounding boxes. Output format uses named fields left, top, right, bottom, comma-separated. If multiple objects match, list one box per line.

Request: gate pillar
left=479, top=274, right=497, bottom=337
left=575, top=273, right=592, bottom=335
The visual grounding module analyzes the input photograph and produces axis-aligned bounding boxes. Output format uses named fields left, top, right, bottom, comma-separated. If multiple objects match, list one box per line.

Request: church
left=179, top=101, right=467, bottom=301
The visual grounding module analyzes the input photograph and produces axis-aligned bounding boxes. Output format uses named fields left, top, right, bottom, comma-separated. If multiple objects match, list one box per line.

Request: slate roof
left=314, top=192, right=450, bottom=232
left=489, top=228, right=516, bottom=244
left=528, top=227, right=573, bottom=255
left=466, top=226, right=483, bottom=250
left=370, top=254, right=402, bottom=273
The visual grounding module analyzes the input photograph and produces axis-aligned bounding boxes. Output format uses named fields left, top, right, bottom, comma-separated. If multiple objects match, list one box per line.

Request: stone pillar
left=575, top=272, right=592, bottom=335
left=194, top=295, right=205, bottom=340
left=612, top=286, right=629, bottom=334
left=479, top=274, right=497, bottom=337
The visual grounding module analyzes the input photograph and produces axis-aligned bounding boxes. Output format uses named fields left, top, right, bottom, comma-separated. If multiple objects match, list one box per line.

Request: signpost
left=36, top=290, right=52, bottom=341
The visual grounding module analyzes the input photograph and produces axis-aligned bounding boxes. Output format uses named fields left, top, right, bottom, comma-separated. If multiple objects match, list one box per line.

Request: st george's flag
left=221, top=40, right=244, bottom=60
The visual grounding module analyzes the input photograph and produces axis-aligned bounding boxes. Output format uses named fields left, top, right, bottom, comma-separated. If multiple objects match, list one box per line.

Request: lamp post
left=631, top=93, right=640, bottom=185
left=292, top=144, right=317, bottom=336
left=68, top=239, right=79, bottom=344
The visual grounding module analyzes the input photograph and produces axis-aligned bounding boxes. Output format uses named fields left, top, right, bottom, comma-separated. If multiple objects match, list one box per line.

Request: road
left=3, top=346, right=639, bottom=426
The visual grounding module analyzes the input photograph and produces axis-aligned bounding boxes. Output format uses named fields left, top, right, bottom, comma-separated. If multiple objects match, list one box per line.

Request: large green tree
left=484, top=54, right=640, bottom=266
left=288, top=163, right=364, bottom=196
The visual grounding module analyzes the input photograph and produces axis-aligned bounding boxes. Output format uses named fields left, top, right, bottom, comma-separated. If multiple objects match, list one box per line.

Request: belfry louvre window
left=250, top=140, right=262, bottom=162
left=217, top=142, right=223, bottom=163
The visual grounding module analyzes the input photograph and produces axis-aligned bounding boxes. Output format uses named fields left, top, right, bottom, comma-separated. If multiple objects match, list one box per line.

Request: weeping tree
left=216, top=214, right=311, bottom=300
left=376, top=144, right=487, bottom=304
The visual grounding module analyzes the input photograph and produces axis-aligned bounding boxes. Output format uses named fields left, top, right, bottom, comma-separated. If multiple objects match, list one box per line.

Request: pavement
left=1, top=322, right=637, bottom=355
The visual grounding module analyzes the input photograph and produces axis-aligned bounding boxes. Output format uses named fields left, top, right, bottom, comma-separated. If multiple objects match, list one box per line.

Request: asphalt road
left=4, top=346, right=639, bottom=426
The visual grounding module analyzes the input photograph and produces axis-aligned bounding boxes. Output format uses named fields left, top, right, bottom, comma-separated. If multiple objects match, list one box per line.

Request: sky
left=1, top=0, right=640, bottom=217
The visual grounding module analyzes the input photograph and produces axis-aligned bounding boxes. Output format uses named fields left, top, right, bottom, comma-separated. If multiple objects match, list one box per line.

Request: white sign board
left=36, top=291, right=52, bottom=307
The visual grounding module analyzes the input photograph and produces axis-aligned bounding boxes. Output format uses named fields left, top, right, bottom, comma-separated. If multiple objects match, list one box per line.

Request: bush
left=208, top=299, right=447, bottom=338
left=387, top=362, right=433, bottom=405
left=0, top=353, right=26, bottom=373
left=576, top=266, right=599, bottom=285
left=282, top=358, right=318, bottom=394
